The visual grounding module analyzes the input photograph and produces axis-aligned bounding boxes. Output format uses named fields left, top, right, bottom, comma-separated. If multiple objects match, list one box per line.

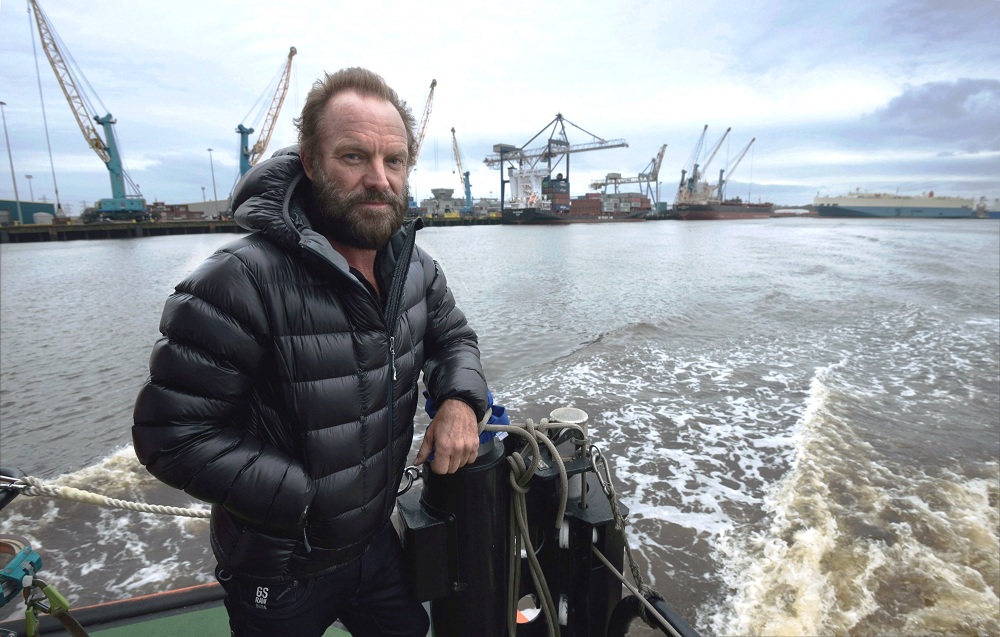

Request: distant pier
left=0, top=215, right=504, bottom=244
left=0, top=220, right=246, bottom=244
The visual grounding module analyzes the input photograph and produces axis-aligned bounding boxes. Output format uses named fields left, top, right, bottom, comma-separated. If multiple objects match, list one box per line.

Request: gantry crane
left=716, top=137, right=756, bottom=200
left=28, top=0, right=147, bottom=221
left=589, top=143, right=667, bottom=205
left=409, top=79, right=436, bottom=173
left=483, top=113, right=628, bottom=210
left=450, top=127, right=472, bottom=213
left=238, top=47, right=297, bottom=176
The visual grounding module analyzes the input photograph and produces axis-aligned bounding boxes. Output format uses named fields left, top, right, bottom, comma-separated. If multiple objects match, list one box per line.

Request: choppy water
left=2, top=219, right=998, bottom=635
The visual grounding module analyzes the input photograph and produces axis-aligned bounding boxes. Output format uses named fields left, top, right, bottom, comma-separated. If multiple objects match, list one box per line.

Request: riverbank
left=0, top=215, right=505, bottom=243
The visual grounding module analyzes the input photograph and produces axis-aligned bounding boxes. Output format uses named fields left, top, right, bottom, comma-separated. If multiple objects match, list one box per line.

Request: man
left=132, top=67, right=489, bottom=637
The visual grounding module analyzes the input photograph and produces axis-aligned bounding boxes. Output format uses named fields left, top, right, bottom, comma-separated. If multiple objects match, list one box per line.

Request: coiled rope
left=486, top=417, right=568, bottom=637
left=2, top=476, right=210, bottom=519
left=481, top=417, right=667, bottom=637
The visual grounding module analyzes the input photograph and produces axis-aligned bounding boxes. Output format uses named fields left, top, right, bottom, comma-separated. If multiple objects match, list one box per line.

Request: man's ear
left=301, top=151, right=313, bottom=180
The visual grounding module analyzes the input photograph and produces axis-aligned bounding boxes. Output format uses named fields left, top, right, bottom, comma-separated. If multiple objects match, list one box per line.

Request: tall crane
left=483, top=113, right=627, bottom=170
left=238, top=47, right=297, bottom=176
left=716, top=137, right=756, bottom=200
left=589, top=143, right=667, bottom=204
left=675, top=125, right=708, bottom=205
left=450, top=127, right=472, bottom=213
left=28, top=0, right=147, bottom=221
left=409, top=79, right=436, bottom=173
left=483, top=113, right=628, bottom=210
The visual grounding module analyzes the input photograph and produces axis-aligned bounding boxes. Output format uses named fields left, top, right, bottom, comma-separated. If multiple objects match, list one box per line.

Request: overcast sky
left=2, top=0, right=998, bottom=214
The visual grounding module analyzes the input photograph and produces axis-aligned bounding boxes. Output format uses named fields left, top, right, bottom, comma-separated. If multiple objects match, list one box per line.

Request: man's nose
left=362, top=160, right=391, bottom=192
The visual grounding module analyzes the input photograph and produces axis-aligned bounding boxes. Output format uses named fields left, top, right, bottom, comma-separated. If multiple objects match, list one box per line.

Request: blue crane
left=29, top=0, right=148, bottom=222
left=238, top=47, right=297, bottom=176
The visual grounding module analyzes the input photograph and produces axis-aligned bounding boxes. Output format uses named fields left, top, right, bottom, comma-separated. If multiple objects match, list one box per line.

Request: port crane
left=450, top=127, right=472, bottom=213
left=676, top=125, right=736, bottom=204
left=716, top=137, right=756, bottom=200
left=699, top=127, right=731, bottom=183
left=589, top=143, right=667, bottom=205
left=409, top=79, right=436, bottom=173
left=675, top=125, right=709, bottom=205
left=483, top=113, right=628, bottom=210
left=28, top=0, right=147, bottom=222
left=238, top=47, right=297, bottom=176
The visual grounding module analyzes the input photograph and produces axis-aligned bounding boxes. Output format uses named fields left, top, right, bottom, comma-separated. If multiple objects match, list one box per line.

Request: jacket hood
left=231, top=146, right=313, bottom=251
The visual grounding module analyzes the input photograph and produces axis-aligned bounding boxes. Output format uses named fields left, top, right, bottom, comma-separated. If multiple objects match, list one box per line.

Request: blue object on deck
left=423, top=390, right=509, bottom=445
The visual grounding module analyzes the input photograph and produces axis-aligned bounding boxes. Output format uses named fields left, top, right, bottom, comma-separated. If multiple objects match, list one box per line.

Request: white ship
left=814, top=190, right=975, bottom=218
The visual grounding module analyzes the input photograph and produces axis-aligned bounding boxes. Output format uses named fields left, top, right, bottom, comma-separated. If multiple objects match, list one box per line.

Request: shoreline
left=0, top=215, right=509, bottom=244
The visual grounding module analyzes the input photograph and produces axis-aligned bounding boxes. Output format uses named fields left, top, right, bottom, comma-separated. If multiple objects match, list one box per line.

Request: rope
left=589, top=546, right=681, bottom=637
left=591, top=446, right=666, bottom=628
left=483, top=418, right=570, bottom=637
left=13, top=476, right=211, bottom=519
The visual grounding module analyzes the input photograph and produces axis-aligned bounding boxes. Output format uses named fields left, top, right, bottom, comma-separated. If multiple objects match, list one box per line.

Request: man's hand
left=414, top=398, right=479, bottom=474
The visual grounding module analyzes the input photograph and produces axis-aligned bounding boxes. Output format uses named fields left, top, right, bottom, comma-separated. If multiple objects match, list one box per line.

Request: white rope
left=590, top=545, right=681, bottom=637
left=18, top=476, right=211, bottom=519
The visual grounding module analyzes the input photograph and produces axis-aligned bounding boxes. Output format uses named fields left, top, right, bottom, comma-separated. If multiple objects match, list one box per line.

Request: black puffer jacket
left=132, top=147, right=488, bottom=580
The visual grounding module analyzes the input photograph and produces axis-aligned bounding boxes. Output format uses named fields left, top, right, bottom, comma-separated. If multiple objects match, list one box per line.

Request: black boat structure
left=1, top=406, right=700, bottom=637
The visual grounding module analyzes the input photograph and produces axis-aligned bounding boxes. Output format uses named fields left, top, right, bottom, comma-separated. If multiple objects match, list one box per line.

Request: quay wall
left=0, top=216, right=502, bottom=244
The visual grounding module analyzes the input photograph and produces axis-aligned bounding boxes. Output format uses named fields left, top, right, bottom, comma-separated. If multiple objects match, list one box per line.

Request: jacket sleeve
left=132, top=249, right=314, bottom=536
left=419, top=251, right=489, bottom=421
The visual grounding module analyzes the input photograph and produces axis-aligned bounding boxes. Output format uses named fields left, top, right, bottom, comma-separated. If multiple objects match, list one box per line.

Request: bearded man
left=133, top=67, right=488, bottom=637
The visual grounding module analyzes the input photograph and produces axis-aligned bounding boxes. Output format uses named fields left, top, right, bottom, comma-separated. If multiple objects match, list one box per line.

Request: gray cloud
left=865, top=79, right=1000, bottom=152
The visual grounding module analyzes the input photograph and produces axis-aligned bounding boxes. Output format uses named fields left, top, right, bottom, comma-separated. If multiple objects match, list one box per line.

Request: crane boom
left=450, top=127, right=465, bottom=187
left=409, top=79, right=436, bottom=172
left=28, top=0, right=145, bottom=219
left=650, top=142, right=667, bottom=182
left=483, top=138, right=628, bottom=167
left=450, top=127, right=472, bottom=212
left=718, top=137, right=756, bottom=198
left=28, top=0, right=107, bottom=164
left=700, top=127, right=731, bottom=176
left=239, top=46, right=297, bottom=175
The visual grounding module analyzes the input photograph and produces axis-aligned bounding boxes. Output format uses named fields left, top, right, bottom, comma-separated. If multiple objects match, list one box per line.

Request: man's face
left=304, top=90, right=409, bottom=249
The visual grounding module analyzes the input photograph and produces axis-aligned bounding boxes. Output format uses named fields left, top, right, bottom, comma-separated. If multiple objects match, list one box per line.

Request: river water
left=2, top=218, right=998, bottom=635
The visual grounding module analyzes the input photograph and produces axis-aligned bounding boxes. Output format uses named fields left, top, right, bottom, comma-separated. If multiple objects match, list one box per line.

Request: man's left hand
left=414, top=399, right=479, bottom=474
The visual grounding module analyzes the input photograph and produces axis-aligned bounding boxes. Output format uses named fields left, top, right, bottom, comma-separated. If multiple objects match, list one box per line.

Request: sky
left=1, top=0, right=998, bottom=215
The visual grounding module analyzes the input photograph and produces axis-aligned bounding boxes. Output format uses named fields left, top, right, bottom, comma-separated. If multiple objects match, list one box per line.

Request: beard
left=310, top=170, right=408, bottom=250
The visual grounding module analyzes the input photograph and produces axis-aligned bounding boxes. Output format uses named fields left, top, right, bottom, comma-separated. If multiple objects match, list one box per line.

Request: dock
left=0, top=220, right=246, bottom=244
left=1, top=215, right=505, bottom=244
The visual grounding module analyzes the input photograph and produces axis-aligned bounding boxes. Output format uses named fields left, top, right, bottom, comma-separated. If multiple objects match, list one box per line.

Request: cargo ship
left=976, top=197, right=1000, bottom=219
left=814, top=190, right=976, bottom=218
left=673, top=127, right=772, bottom=220
left=500, top=206, right=649, bottom=224
left=496, top=169, right=650, bottom=224
left=674, top=198, right=774, bottom=220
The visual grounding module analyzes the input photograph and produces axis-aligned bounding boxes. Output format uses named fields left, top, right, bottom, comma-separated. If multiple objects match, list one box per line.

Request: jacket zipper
left=382, top=222, right=417, bottom=517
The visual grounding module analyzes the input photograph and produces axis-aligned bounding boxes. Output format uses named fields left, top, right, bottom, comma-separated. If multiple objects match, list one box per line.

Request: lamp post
left=25, top=174, right=33, bottom=201
left=207, top=148, right=219, bottom=216
left=0, top=101, right=23, bottom=223
left=201, top=186, right=206, bottom=202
